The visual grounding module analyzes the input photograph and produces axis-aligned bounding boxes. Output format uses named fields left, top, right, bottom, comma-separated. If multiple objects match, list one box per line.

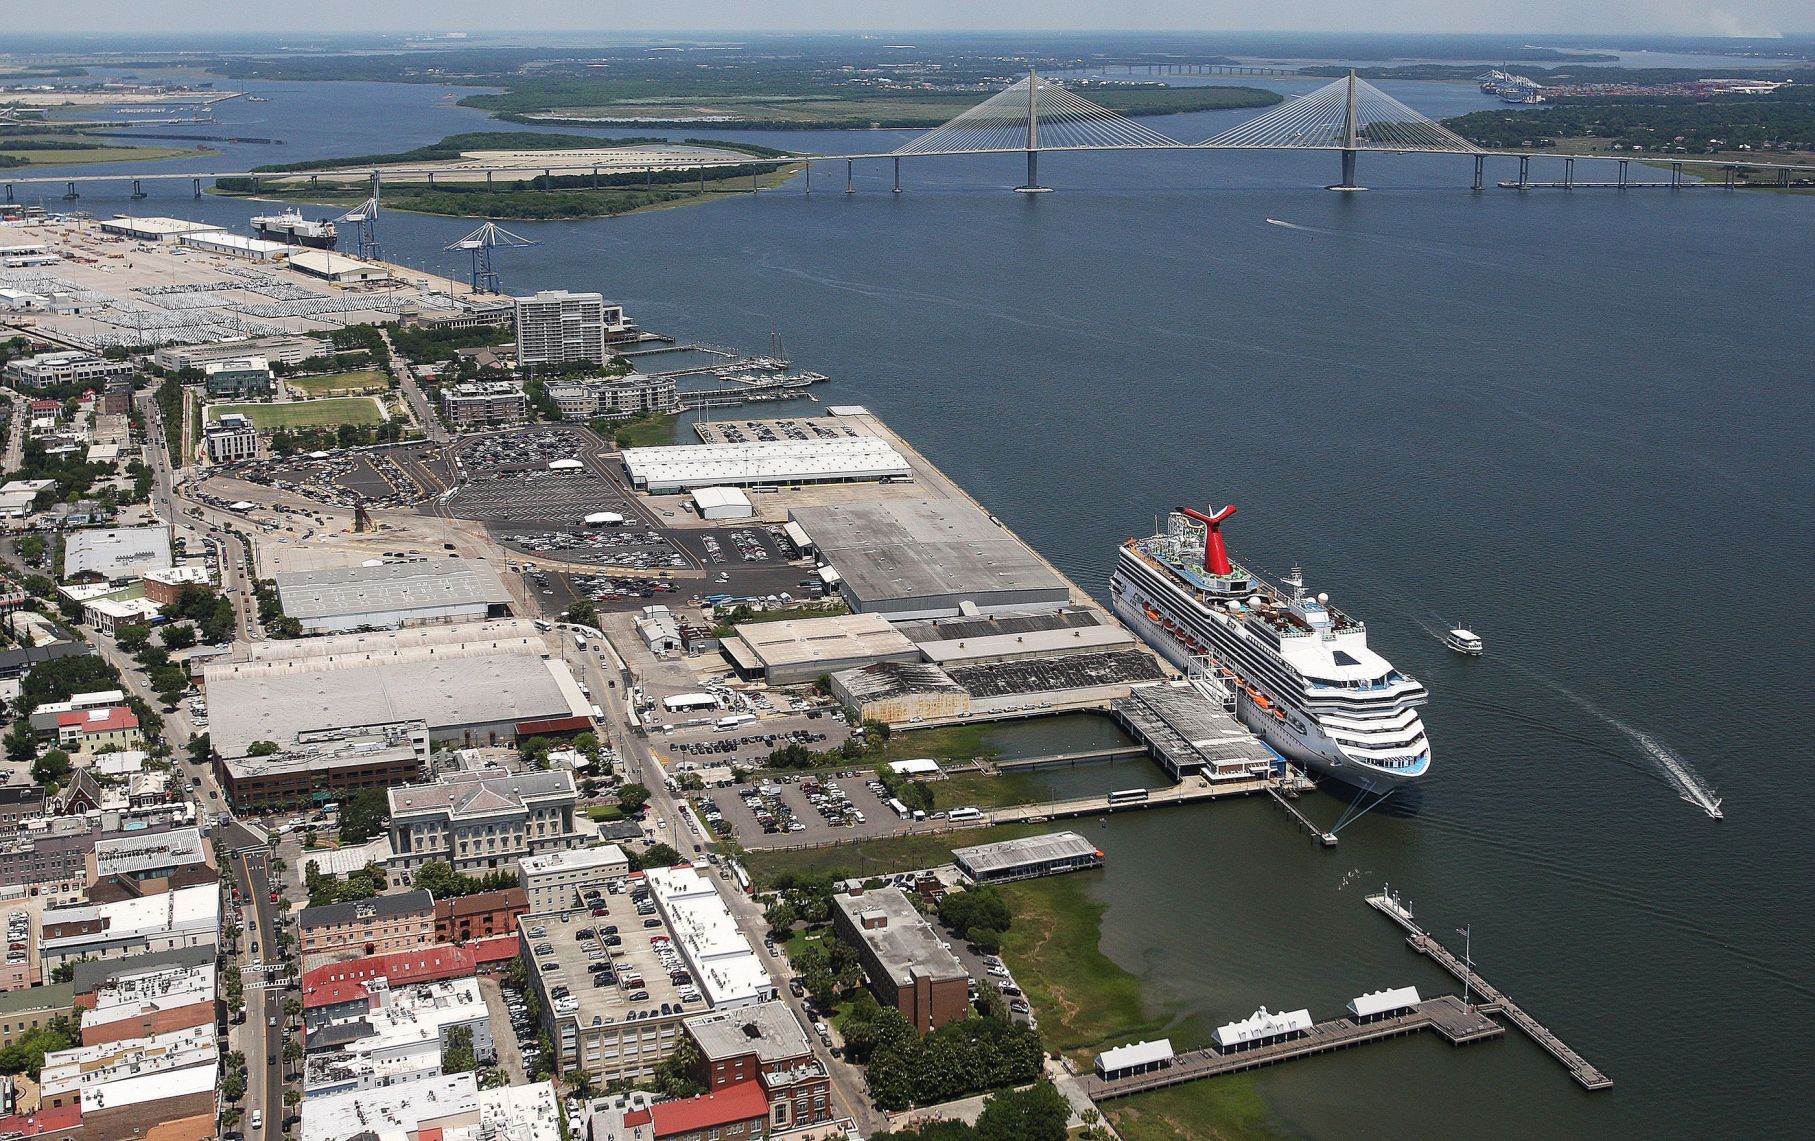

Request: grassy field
left=207, top=397, right=384, bottom=429
left=930, top=771, right=1048, bottom=811
left=608, top=413, right=680, bottom=449
left=741, top=822, right=1054, bottom=887
left=1106, top=1082, right=1282, bottom=1141
left=286, top=370, right=390, bottom=396
left=882, top=723, right=1004, bottom=766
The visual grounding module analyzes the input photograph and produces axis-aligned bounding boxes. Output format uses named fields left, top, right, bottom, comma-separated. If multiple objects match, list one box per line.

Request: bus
left=887, top=797, right=911, bottom=820
left=948, top=807, right=982, bottom=822
left=714, top=713, right=756, bottom=732
left=574, top=634, right=588, bottom=651
left=1107, top=788, right=1151, bottom=805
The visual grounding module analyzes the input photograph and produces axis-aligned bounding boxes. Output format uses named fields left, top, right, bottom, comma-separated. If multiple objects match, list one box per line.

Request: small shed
left=1095, top=1038, right=1174, bottom=1081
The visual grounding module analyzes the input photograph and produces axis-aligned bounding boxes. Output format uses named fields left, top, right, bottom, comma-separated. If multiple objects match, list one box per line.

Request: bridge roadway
left=1083, top=995, right=1503, bottom=1101
left=1367, top=892, right=1614, bottom=1090
left=4, top=144, right=1810, bottom=190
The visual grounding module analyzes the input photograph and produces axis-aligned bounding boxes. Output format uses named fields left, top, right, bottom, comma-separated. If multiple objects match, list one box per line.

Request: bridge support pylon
left=1516, top=155, right=1530, bottom=190
left=62, top=181, right=78, bottom=201
left=1015, top=67, right=1051, bottom=193
left=1472, top=154, right=1484, bottom=192
left=893, top=157, right=901, bottom=194
left=1325, top=72, right=1368, bottom=191
left=1670, top=161, right=1683, bottom=189
left=192, top=177, right=202, bottom=198
left=1617, top=160, right=1629, bottom=189
left=845, top=159, right=854, bottom=195
left=1563, top=157, right=1575, bottom=190
left=130, top=179, right=146, bottom=200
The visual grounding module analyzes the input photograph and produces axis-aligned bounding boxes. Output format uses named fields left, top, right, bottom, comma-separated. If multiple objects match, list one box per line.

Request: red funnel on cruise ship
left=1179, top=505, right=1237, bottom=575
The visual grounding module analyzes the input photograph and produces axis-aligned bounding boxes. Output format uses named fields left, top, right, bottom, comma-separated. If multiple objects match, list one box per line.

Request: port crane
left=337, top=171, right=383, bottom=261
left=445, top=221, right=538, bottom=295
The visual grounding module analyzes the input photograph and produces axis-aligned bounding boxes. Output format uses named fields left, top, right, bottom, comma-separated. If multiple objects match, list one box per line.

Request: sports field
left=206, top=396, right=385, bottom=429
left=285, top=369, right=389, bottom=396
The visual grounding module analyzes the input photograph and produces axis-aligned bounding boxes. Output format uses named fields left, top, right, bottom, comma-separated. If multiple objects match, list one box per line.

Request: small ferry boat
left=1444, top=625, right=1484, bottom=656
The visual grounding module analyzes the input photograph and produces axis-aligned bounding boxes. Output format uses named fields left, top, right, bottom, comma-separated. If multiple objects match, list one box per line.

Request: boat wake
left=1491, top=659, right=1726, bottom=820
left=1265, top=218, right=1323, bottom=232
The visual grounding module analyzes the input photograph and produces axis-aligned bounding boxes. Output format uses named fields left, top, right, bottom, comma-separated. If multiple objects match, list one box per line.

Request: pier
left=1267, top=785, right=1339, bottom=846
left=1366, top=892, right=1613, bottom=1091
left=1083, top=995, right=1502, bottom=1100
left=993, top=745, right=1150, bottom=770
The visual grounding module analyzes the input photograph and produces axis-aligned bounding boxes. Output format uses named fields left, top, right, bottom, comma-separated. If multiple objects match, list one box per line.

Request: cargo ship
left=1110, top=505, right=1430, bottom=792
left=250, top=208, right=337, bottom=250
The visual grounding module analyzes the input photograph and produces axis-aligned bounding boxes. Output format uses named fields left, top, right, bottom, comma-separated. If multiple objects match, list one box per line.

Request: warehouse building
left=274, top=558, right=512, bottom=634
left=721, top=612, right=920, bottom=686
left=1112, top=684, right=1280, bottom=781
left=1095, top=1039, right=1174, bottom=1081
left=62, top=525, right=172, bottom=585
left=690, top=485, right=753, bottom=521
left=622, top=437, right=910, bottom=494
left=178, top=230, right=291, bottom=261
left=830, top=886, right=969, bottom=1034
left=791, top=499, right=1069, bottom=619
left=829, top=661, right=971, bottom=724
left=952, top=831, right=1104, bottom=884
left=899, top=607, right=1137, bottom=667
left=288, top=248, right=390, bottom=282
left=96, top=216, right=222, bottom=242
left=644, top=866, right=775, bottom=1010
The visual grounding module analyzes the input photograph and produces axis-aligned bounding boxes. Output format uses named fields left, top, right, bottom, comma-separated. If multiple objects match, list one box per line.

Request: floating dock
left=1366, top=892, right=1613, bottom=1091
left=1083, top=994, right=1502, bottom=1100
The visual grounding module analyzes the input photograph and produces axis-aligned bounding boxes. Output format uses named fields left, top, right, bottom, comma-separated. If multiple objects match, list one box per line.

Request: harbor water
left=24, top=73, right=1815, bottom=1140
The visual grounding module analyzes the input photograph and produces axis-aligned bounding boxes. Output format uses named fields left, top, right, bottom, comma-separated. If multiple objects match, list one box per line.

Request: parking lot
left=451, top=468, right=631, bottom=524
left=493, top=521, right=686, bottom=568
left=695, top=771, right=931, bottom=850
left=204, top=442, right=450, bottom=510
left=693, top=417, right=866, bottom=445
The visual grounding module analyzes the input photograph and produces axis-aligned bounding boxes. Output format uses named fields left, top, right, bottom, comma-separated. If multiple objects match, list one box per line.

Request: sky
left=12, top=2, right=1812, bottom=38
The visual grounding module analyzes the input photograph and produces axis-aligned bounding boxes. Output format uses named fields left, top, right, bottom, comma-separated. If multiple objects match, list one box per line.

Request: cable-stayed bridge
left=6, top=71, right=1810, bottom=202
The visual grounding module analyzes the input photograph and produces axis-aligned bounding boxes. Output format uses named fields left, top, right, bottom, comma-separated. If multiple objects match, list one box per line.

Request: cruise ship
left=250, top=208, right=337, bottom=250
left=1110, top=505, right=1430, bottom=791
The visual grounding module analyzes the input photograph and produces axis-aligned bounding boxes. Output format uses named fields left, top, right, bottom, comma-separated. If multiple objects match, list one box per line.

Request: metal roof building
left=622, top=437, right=909, bottom=493
left=953, top=831, right=1104, bottom=884
left=791, top=499, right=1070, bottom=620
left=62, top=525, right=172, bottom=584
left=1095, top=1038, right=1174, bottom=1080
left=691, top=485, right=753, bottom=520
left=1348, top=986, right=1421, bottom=1022
left=274, top=558, right=512, bottom=634
left=96, top=216, right=223, bottom=242
left=1213, top=1006, right=1314, bottom=1051
left=288, top=248, right=390, bottom=282
left=720, top=612, right=920, bottom=685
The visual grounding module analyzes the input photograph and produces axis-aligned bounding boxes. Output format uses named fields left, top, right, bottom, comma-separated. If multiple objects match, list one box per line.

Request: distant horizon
left=8, top=29, right=1815, bottom=41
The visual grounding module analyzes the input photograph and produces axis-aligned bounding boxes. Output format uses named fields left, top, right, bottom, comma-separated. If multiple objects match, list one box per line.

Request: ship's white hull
left=1112, top=581, right=1428, bottom=792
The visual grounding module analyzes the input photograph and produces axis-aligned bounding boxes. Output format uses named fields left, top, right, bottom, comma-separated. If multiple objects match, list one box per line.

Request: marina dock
left=1366, top=892, right=1613, bottom=1090
left=1083, top=995, right=1502, bottom=1100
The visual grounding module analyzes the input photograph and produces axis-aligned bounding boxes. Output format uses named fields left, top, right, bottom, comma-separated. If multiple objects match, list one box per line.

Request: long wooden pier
left=1267, top=785, right=1339, bottom=846
left=994, top=745, right=1150, bottom=770
left=1084, top=995, right=1502, bottom=1100
left=1366, top=893, right=1613, bottom=1090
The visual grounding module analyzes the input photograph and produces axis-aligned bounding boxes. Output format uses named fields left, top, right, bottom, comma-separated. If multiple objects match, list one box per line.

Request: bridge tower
left=1015, top=67, right=1052, bottom=194
left=1329, top=71, right=1367, bottom=192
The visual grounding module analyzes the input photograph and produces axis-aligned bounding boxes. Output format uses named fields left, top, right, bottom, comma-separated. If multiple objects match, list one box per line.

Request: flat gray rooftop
left=275, top=558, right=510, bottom=621
left=791, top=500, right=1067, bottom=615
left=207, top=652, right=575, bottom=758
left=832, top=887, right=966, bottom=987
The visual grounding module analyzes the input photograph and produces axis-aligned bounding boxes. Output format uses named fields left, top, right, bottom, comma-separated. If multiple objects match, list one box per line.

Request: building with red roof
left=0, top=1102, right=82, bottom=1137
left=55, top=706, right=142, bottom=753
left=649, top=1081, right=770, bottom=1141
left=301, top=935, right=517, bottom=1030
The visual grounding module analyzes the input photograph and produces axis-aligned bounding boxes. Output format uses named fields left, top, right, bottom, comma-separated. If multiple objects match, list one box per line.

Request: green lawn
left=286, top=370, right=389, bottom=396
left=742, top=822, right=1053, bottom=888
left=207, top=397, right=384, bottom=429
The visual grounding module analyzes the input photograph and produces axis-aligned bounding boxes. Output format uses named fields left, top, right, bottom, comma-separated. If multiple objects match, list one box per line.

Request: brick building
left=299, top=889, right=434, bottom=967
left=684, top=1001, right=832, bottom=1134
left=434, top=886, right=529, bottom=943
left=829, top=886, right=970, bottom=1034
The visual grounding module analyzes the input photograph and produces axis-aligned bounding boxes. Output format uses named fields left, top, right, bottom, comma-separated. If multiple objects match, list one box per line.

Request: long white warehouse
left=621, top=437, right=909, bottom=493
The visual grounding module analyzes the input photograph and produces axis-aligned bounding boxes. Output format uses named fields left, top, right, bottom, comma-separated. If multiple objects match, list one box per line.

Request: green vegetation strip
left=207, top=397, right=383, bottom=429
left=741, top=823, right=1052, bottom=886
left=285, top=369, right=389, bottom=394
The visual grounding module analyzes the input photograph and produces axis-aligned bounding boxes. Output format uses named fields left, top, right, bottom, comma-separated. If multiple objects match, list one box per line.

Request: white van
left=250, top=1110, right=263, bottom=1130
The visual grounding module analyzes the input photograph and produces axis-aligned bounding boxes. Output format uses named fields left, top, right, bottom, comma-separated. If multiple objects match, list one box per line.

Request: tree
left=0, top=1015, right=76, bottom=1079
left=31, top=749, right=72, bottom=786
left=284, top=1088, right=302, bottom=1107
left=649, top=1035, right=706, bottom=1098
left=113, top=622, right=152, bottom=653
left=632, top=842, right=681, bottom=871
left=564, top=599, right=597, bottom=627
left=443, top=1024, right=478, bottom=1074
left=187, top=732, right=212, bottom=764
left=966, top=926, right=1004, bottom=956
left=3, top=720, right=36, bottom=763
left=615, top=783, right=650, bottom=813
left=246, top=740, right=281, bottom=756
left=938, top=886, right=1012, bottom=941
left=413, top=860, right=466, bottom=900
left=282, top=1039, right=302, bottom=1063
left=763, top=900, right=797, bottom=941
left=975, top=1081, right=1070, bottom=1141
left=159, top=622, right=197, bottom=650
left=339, top=787, right=389, bottom=843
